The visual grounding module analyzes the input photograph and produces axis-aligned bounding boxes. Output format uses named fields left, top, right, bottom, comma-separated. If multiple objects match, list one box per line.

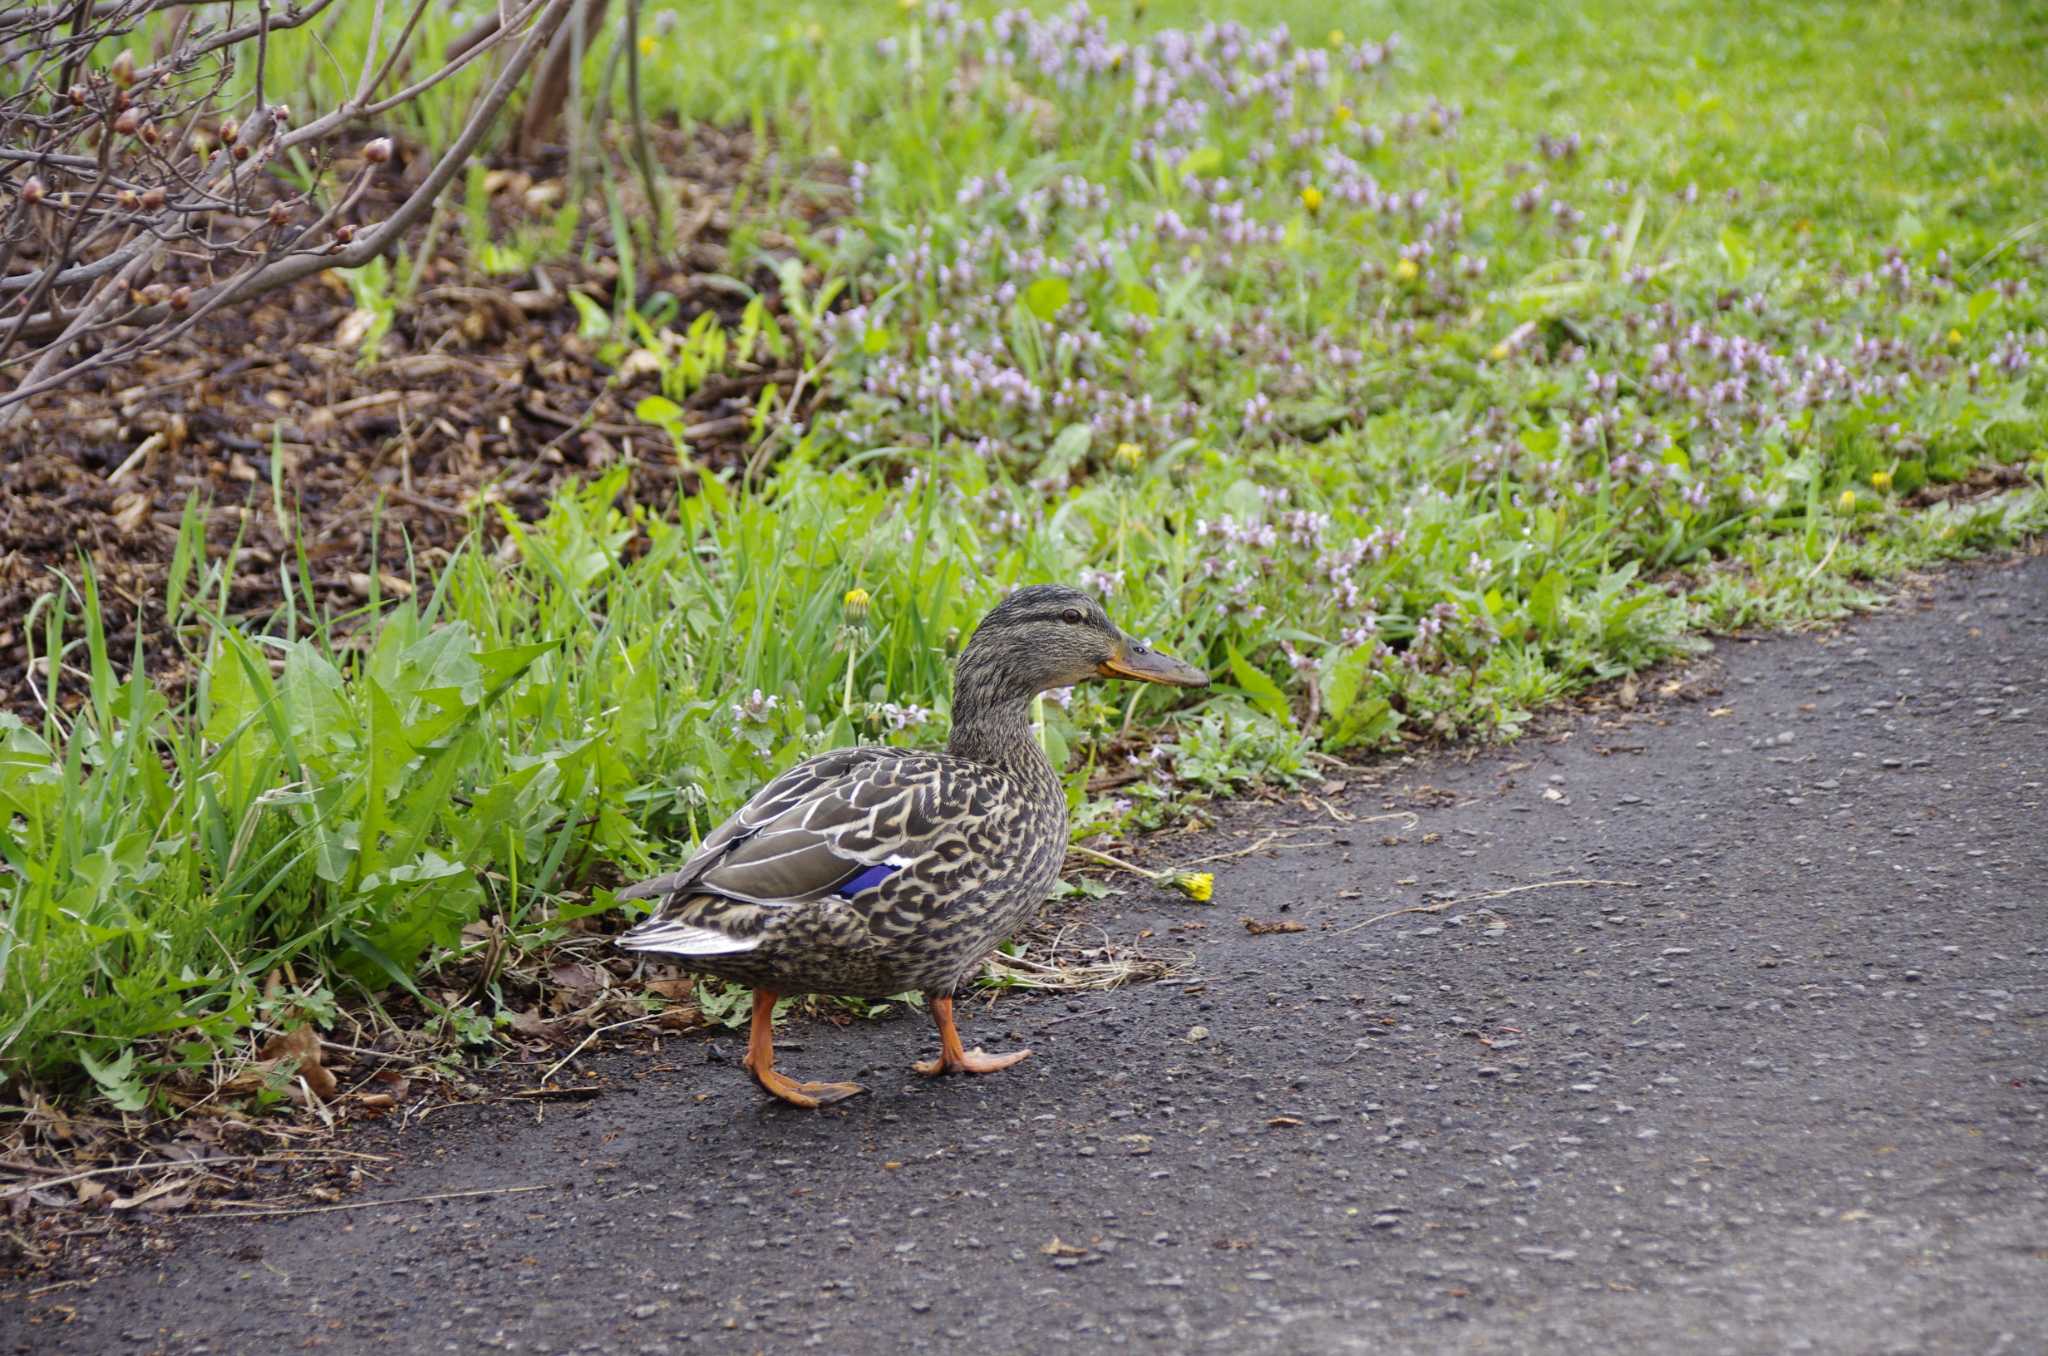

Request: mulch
left=1, top=120, right=843, bottom=723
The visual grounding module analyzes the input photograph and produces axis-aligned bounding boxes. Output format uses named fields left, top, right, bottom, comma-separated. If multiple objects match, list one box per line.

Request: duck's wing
left=614, top=746, right=985, bottom=957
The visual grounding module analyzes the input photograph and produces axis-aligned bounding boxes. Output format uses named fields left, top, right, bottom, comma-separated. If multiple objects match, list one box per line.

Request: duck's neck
left=946, top=655, right=1060, bottom=793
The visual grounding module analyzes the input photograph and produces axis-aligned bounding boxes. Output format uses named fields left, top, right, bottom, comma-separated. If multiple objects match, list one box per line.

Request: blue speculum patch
left=836, top=862, right=900, bottom=897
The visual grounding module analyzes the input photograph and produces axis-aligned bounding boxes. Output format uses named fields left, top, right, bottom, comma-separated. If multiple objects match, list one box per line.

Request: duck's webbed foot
left=743, top=989, right=866, bottom=1108
left=913, top=993, right=1033, bottom=1077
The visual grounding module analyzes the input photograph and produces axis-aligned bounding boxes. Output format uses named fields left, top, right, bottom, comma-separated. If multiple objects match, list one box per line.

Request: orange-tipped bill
left=1099, top=643, right=1209, bottom=687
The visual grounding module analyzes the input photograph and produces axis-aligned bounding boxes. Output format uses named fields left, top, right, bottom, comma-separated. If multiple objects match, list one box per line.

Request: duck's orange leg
left=914, top=993, right=1032, bottom=1076
left=742, top=989, right=864, bottom=1108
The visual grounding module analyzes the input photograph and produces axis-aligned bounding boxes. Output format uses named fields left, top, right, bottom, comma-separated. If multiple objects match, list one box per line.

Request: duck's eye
left=1061, top=608, right=1082, bottom=624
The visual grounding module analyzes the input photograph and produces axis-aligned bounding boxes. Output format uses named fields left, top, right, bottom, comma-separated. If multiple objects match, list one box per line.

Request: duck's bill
left=1098, top=645, right=1209, bottom=687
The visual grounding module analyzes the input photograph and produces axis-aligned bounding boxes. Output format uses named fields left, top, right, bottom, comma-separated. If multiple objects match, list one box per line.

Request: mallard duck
left=614, top=585, right=1208, bottom=1108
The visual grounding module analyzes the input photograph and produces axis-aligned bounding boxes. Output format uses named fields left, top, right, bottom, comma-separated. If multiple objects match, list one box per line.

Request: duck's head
left=958, top=584, right=1209, bottom=701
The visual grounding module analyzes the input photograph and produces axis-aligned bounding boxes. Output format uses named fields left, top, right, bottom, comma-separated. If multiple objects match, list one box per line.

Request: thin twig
left=206, top=1183, right=550, bottom=1220
left=1067, top=824, right=1345, bottom=881
left=538, top=1012, right=663, bottom=1084
left=1337, top=878, right=1643, bottom=935
left=0, top=1150, right=390, bottom=1200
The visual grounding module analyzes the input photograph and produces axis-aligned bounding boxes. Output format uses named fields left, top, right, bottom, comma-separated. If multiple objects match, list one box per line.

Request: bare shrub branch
left=0, top=0, right=580, bottom=423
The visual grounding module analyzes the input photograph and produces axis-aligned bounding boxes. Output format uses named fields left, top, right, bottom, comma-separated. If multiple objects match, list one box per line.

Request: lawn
left=1, top=0, right=2042, bottom=1113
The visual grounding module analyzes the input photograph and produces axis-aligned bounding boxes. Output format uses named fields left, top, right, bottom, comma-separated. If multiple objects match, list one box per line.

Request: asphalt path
left=9, top=554, right=2044, bottom=1355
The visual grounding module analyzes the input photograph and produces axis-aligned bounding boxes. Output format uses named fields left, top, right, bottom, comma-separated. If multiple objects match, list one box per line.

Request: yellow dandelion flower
left=1113, top=441, right=1144, bottom=469
left=1174, top=872, right=1214, bottom=903
left=1328, top=28, right=1345, bottom=47
left=1333, top=104, right=1353, bottom=124
left=1838, top=489, right=1857, bottom=512
left=843, top=588, right=871, bottom=625
left=1394, top=257, right=1420, bottom=282
left=638, top=34, right=657, bottom=57
left=1301, top=184, right=1323, bottom=214
left=1870, top=469, right=1892, bottom=492
left=1489, top=341, right=1511, bottom=361
left=1946, top=328, right=1963, bottom=346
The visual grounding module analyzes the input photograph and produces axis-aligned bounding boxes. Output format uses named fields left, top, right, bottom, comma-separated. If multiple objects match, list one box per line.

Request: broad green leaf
left=1226, top=642, right=1293, bottom=726
left=1179, top=144, right=1224, bottom=178
left=1326, top=696, right=1402, bottom=751
left=636, top=394, right=685, bottom=427
left=1716, top=224, right=1752, bottom=280
left=81, top=1048, right=149, bottom=1112
left=1319, top=645, right=1374, bottom=722
left=568, top=290, right=610, bottom=339
left=201, top=632, right=265, bottom=742
left=1529, top=570, right=1565, bottom=638
left=280, top=643, right=351, bottom=754
left=1023, top=276, right=1070, bottom=321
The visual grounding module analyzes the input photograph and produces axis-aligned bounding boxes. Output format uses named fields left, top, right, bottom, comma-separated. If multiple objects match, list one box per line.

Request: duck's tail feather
left=616, top=918, right=761, bottom=956
left=614, top=870, right=690, bottom=903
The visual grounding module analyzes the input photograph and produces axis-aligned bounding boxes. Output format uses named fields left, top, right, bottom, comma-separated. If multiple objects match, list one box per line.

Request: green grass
left=3, top=0, right=2044, bottom=1110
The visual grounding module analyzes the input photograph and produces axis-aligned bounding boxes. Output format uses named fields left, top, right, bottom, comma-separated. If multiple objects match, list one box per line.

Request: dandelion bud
left=21, top=176, right=43, bottom=205
left=140, top=187, right=164, bottom=210
left=363, top=137, right=393, bottom=165
left=219, top=118, right=239, bottom=146
left=1837, top=489, right=1856, bottom=512
left=114, top=108, right=140, bottom=135
left=842, top=588, right=871, bottom=626
left=169, top=286, right=190, bottom=310
left=111, top=50, right=135, bottom=87
left=334, top=223, right=355, bottom=245
left=1171, top=872, right=1215, bottom=903
left=1870, top=470, right=1892, bottom=493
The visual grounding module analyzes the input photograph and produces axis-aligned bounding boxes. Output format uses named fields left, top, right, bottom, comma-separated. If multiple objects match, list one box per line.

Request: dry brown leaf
left=109, top=1174, right=196, bottom=1211
left=548, top=961, right=608, bottom=995
left=219, top=1026, right=338, bottom=1102
left=1241, top=917, right=1307, bottom=935
left=654, top=1007, right=702, bottom=1032
left=111, top=491, right=152, bottom=533
left=333, top=308, right=377, bottom=350
left=504, top=1008, right=557, bottom=1039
